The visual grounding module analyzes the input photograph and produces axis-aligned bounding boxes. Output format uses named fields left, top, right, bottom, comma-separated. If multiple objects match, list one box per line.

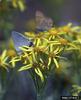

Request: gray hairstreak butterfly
left=35, top=10, right=53, bottom=32
left=12, top=31, right=33, bottom=54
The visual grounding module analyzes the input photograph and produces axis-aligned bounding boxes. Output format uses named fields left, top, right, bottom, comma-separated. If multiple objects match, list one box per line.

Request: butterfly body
left=12, top=31, right=33, bottom=54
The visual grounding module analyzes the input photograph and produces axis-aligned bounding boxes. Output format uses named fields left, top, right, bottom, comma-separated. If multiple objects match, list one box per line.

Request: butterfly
left=12, top=31, right=33, bottom=54
left=35, top=10, right=53, bottom=32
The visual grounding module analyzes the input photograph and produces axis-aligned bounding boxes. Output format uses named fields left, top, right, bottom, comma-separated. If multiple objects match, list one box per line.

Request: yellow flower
left=0, top=50, right=9, bottom=71
left=62, top=26, right=70, bottom=33
left=47, top=47, right=64, bottom=69
left=49, top=28, right=58, bottom=36
left=25, top=32, right=48, bottom=46
left=59, top=23, right=72, bottom=33
left=59, top=38, right=68, bottom=45
left=7, top=49, right=16, bottom=57
left=18, top=45, right=45, bottom=82
left=48, top=28, right=59, bottom=40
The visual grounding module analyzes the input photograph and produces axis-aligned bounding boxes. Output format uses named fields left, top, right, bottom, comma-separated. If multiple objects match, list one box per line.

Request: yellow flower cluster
left=0, top=50, right=9, bottom=71
left=1, top=23, right=81, bottom=82
left=10, top=23, right=81, bottom=82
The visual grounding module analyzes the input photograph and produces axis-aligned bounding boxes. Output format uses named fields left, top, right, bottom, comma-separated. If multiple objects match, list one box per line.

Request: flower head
left=0, top=50, right=9, bottom=71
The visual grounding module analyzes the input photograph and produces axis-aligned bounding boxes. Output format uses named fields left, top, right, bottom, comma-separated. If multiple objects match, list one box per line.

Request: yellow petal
left=12, top=0, right=17, bottom=8
left=32, top=51, right=37, bottom=62
left=47, top=57, right=51, bottom=67
left=18, top=64, right=32, bottom=71
left=53, top=58, right=59, bottom=68
left=1, top=50, right=7, bottom=61
left=40, top=58, right=43, bottom=63
left=18, top=0, right=25, bottom=11
left=19, top=46, right=28, bottom=52
left=36, top=39, right=40, bottom=46
left=50, top=44, right=53, bottom=52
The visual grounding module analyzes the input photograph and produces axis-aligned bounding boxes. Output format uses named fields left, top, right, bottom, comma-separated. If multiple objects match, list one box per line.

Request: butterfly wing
left=12, top=31, right=33, bottom=53
left=46, top=17, right=53, bottom=29
left=35, top=10, right=45, bottom=31
left=35, top=10, right=53, bottom=32
left=35, top=10, right=45, bottom=25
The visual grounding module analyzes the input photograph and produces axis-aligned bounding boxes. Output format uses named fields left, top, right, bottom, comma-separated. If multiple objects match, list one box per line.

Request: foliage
left=71, top=85, right=81, bottom=96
